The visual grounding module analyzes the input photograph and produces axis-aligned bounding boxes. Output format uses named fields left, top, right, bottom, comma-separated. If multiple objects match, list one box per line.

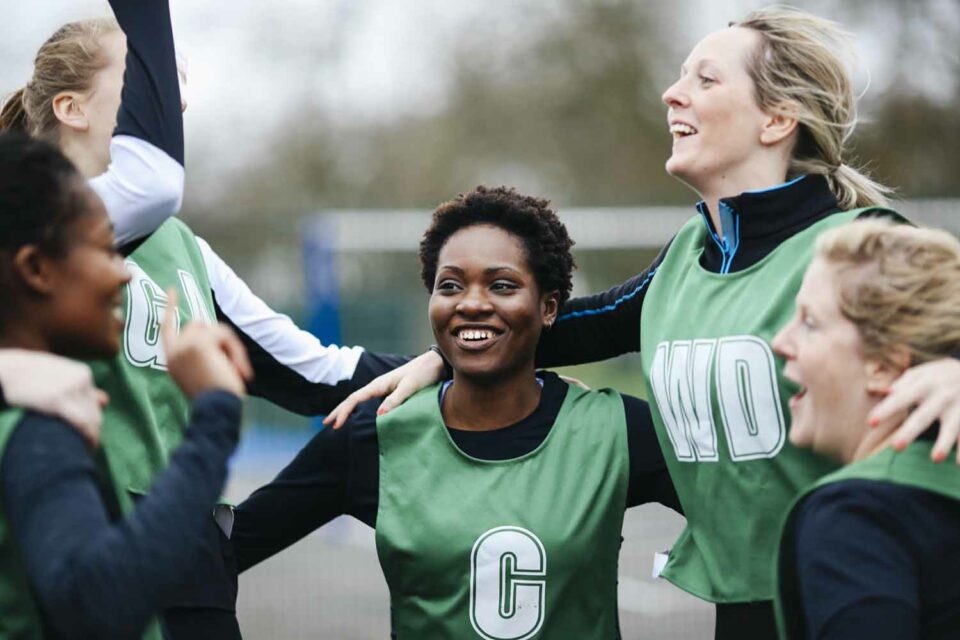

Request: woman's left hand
left=868, top=358, right=960, bottom=463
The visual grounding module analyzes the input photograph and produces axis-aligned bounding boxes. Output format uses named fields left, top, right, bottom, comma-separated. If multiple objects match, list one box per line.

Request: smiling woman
left=230, top=185, right=681, bottom=639
left=0, top=132, right=250, bottom=640
left=773, top=220, right=960, bottom=639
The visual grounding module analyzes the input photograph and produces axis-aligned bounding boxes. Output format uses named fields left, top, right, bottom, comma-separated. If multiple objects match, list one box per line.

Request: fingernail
left=894, top=440, right=907, bottom=451
left=934, top=451, right=946, bottom=464
left=376, top=408, right=386, bottom=416
left=869, top=417, right=880, bottom=428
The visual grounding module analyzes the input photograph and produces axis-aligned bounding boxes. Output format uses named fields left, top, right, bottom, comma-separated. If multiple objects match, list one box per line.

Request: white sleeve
left=196, top=236, right=364, bottom=385
left=89, top=135, right=185, bottom=247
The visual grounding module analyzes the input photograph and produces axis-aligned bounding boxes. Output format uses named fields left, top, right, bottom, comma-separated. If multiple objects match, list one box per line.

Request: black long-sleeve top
left=536, top=175, right=854, bottom=367
left=786, top=479, right=960, bottom=640
left=232, top=371, right=679, bottom=572
left=0, top=391, right=241, bottom=640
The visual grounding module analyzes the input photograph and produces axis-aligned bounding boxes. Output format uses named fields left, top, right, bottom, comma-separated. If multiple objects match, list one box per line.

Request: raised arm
left=196, top=236, right=411, bottom=415
left=92, top=0, right=185, bottom=247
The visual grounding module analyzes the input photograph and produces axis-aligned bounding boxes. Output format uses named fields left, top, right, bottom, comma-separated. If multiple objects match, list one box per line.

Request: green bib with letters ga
left=639, top=209, right=872, bottom=603
left=775, top=441, right=960, bottom=639
left=87, top=218, right=215, bottom=509
left=375, top=382, right=628, bottom=639
left=0, top=408, right=163, bottom=640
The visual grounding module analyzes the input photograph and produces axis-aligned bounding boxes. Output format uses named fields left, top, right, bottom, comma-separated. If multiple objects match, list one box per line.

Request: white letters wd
left=651, top=336, right=785, bottom=462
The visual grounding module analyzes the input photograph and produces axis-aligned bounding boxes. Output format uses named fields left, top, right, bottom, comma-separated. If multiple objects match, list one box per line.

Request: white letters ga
left=123, top=260, right=212, bottom=370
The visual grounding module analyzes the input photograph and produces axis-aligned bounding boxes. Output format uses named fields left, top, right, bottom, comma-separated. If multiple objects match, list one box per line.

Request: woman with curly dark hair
left=230, top=185, right=679, bottom=638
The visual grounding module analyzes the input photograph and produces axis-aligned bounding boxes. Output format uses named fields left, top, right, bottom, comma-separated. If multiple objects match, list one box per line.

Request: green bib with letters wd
left=375, top=381, right=628, bottom=639
left=0, top=408, right=163, bottom=640
left=639, top=209, right=866, bottom=603
left=88, top=218, right=215, bottom=508
left=775, top=441, right=960, bottom=639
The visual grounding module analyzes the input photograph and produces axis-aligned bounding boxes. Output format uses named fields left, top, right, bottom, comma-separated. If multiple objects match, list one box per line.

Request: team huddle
left=0, top=2, right=958, bottom=639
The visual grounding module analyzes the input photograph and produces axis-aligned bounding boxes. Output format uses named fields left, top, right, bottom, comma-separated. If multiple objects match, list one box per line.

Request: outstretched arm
left=197, top=236, right=411, bottom=416
left=536, top=241, right=670, bottom=367
left=93, top=0, right=185, bottom=247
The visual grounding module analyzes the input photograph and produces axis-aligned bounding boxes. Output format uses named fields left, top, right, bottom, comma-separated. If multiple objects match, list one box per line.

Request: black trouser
left=160, top=517, right=242, bottom=640
left=715, top=600, right=776, bottom=640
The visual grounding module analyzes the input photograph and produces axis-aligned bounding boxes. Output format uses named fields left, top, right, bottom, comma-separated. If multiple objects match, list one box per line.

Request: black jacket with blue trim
left=536, top=174, right=843, bottom=367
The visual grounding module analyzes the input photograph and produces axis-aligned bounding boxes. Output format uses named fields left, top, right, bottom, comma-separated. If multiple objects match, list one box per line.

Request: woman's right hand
left=162, top=290, right=253, bottom=399
left=323, top=349, right=446, bottom=429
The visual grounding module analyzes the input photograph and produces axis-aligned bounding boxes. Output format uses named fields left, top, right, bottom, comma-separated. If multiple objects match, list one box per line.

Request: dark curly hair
left=419, top=186, right=576, bottom=305
left=0, top=132, right=86, bottom=256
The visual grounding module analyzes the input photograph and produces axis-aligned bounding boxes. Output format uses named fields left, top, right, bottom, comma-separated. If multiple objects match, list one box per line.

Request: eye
left=699, top=75, right=716, bottom=86
left=435, top=279, right=462, bottom=293
left=800, top=311, right=816, bottom=330
left=491, top=280, right=519, bottom=293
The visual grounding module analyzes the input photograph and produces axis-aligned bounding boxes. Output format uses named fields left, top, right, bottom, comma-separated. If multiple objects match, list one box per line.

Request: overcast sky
left=4, top=1, right=956, bottom=176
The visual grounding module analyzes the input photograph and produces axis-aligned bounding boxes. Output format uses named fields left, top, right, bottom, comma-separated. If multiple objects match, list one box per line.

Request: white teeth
left=669, top=123, right=697, bottom=136
left=459, top=329, right=494, bottom=341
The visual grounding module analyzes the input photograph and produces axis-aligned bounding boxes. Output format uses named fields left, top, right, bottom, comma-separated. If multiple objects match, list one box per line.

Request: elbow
left=147, top=161, right=185, bottom=219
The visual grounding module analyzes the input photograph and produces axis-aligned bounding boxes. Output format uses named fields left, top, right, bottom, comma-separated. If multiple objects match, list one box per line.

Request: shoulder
left=1, top=412, right=90, bottom=490
left=793, top=479, right=921, bottom=558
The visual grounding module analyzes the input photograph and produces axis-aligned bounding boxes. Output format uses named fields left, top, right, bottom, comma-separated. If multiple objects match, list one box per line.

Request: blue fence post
left=302, top=215, right=341, bottom=429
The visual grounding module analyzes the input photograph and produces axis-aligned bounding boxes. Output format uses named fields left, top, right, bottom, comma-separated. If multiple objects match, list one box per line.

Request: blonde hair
left=816, top=220, right=960, bottom=367
left=0, top=18, right=119, bottom=140
left=734, top=6, right=893, bottom=210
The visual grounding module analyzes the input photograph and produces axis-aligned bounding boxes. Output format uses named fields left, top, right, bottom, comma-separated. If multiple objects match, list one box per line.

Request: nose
left=661, top=77, right=689, bottom=109
left=771, top=319, right=795, bottom=360
left=115, top=255, right=132, bottom=285
left=180, top=98, right=188, bottom=114
left=455, top=287, right=493, bottom=317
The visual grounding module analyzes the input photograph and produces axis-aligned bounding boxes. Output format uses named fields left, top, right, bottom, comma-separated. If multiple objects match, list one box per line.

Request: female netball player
left=324, top=7, right=960, bottom=637
left=231, top=186, right=679, bottom=638
left=773, top=220, right=960, bottom=639
left=0, top=133, right=250, bottom=639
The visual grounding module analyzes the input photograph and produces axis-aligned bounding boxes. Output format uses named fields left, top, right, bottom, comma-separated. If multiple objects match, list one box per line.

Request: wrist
left=428, top=345, right=453, bottom=380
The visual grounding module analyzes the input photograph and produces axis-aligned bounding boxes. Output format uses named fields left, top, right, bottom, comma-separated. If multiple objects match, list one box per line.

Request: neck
left=696, top=162, right=790, bottom=239
left=849, top=398, right=898, bottom=463
left=442, top=365, right=542, bottom=432
left=59, top=136, right=104, bottom=179
left=0, top=323, right=51, bottom=353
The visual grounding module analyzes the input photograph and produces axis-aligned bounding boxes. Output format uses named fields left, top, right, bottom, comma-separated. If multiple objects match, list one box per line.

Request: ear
left=541, top=291, right=560, bottom=330
left=759, top=103, right=799, bottom=147
left=864, top=348, right=910, bottom=395
left=11, top=245, right=58, bottom=297
left=51, top=91, right=90, bottom=133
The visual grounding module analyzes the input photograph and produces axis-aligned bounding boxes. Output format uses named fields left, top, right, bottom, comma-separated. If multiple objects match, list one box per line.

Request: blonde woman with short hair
left=773, top=220, right=960, bottom=639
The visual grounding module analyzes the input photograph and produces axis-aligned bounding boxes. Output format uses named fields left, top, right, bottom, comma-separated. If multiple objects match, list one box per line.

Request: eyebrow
left=436, top=265, right=522, bottom=276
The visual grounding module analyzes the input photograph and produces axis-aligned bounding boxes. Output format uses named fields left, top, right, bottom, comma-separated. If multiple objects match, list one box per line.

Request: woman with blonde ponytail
left=326, top=6, right=960, bottom=637
left=1, top=15, right=183, bottom=246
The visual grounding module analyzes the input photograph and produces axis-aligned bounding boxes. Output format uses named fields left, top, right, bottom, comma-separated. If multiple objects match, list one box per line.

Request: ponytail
left=0, top=89, right=29, bottom=134
left=829, top=162, right=892, bottom=210
left=735, top=7, right=894, bottom=212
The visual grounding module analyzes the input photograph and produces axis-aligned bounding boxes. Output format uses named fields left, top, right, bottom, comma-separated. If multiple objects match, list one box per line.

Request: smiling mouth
left=669, top=122, right=698, bottom=141
left=452, top=327, right=504, bottom=350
